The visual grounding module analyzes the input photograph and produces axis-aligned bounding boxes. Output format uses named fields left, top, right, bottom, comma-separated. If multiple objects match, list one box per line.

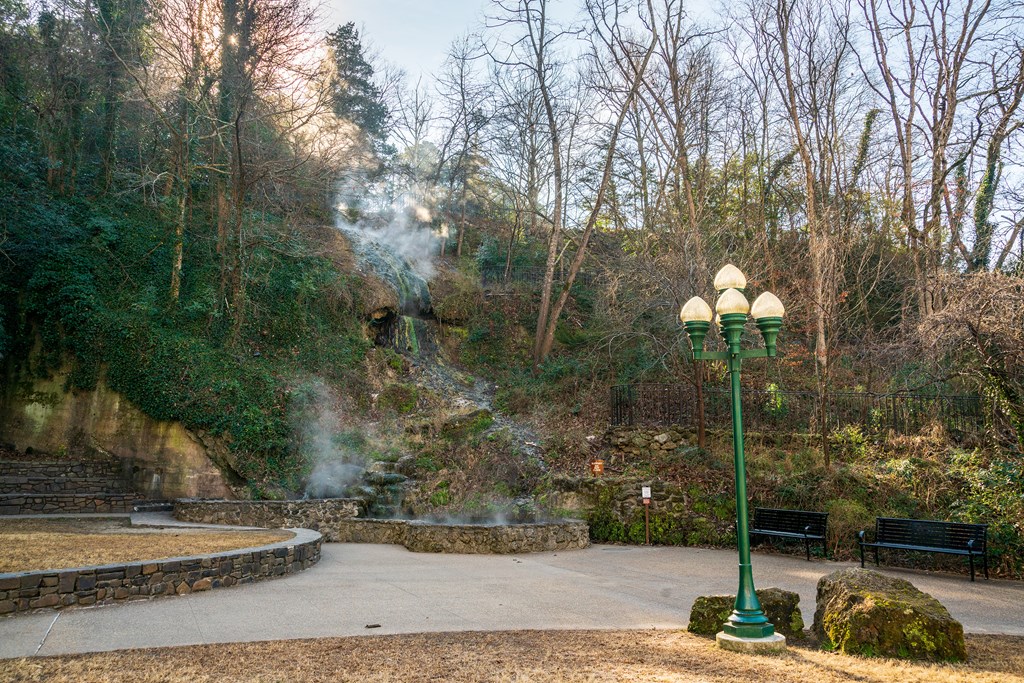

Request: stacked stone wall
left=403, top=520, right=590, bottom=554
left=605, top=425, right=700, bottom=461
left=0, top=459, right=142, bottom=515
left=0, top=528, right=321, bottom=615
left=0, top=459, right=126, bottom=480
left=545, top=474, right=736, bottom=547
left=174, top=498, right=364, bottom=531
left=0, top=492, right=144, bottom=515
left=330, top=518, right=409, bottom=544
left=604, top=424, right=813, bottom=461
left=175, top=500, right=589, bottom=553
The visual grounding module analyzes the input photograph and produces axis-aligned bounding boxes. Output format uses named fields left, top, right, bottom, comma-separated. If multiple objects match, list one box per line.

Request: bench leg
left=805, top=538, right=811, bottom=561
left=860, top=542, right=865, bottom=568
left=874, top=547, right=879, bottom=567
left=984, top=554, right=989, bottom=580
left=969, top=554, right=975, bottom=582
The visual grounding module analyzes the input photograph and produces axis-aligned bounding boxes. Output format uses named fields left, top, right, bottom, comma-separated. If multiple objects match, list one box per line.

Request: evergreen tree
left=326, top=22, right=390, bottom=154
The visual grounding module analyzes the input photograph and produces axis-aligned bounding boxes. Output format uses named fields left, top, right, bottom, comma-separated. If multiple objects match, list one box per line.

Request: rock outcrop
left=0, top=369, right=235, bottom=499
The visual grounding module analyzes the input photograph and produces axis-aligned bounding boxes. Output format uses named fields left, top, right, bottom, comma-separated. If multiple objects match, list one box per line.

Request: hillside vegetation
left=0, top=0, right=1021, bottom=573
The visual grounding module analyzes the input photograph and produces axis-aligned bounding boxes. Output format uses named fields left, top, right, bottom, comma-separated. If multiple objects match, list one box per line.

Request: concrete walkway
left=1, top=542, right=1021, bottom=659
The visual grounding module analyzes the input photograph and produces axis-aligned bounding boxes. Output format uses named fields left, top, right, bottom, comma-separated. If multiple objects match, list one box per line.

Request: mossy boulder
left=688, top=587, right=804, bottom=638
left=812, top=568, right=966, bottom=661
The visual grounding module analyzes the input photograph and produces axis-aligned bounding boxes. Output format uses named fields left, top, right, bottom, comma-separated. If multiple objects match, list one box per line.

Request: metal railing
left=609, top=384, right=986, bottom=439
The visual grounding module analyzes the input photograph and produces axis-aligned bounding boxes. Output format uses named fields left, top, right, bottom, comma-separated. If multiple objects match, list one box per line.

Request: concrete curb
left=0, top=527, right=321, bottom=616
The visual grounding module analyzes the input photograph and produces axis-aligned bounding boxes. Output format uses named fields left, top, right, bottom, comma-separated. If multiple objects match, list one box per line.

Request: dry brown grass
left=0, top=518, right=292, bottom=573
left=1, top=631, right=1021, bottom=682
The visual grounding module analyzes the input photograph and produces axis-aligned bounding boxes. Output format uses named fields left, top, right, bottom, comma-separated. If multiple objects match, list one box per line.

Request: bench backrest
left=753, top=508, right=828, bottom=536
left=875, top=517, right=987, bottom=551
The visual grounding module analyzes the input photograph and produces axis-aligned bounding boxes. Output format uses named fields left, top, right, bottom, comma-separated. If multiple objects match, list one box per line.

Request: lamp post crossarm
left=689, top=348, right=774, bottom=362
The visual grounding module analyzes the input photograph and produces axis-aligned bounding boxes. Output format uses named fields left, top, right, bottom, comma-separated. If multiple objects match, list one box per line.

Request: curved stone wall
left=174, top=498, right=363, bottom=530
left=0, top=528, right=321, bottom=615
left=173, top=499, right=590, bottom=554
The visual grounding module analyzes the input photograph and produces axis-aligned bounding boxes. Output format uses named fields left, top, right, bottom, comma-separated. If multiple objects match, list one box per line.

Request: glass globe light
left=679, top=297, right=713, bottom=323
left=751, top=292, right=785, bottom=319
left=716, top=288, right=750, bottom=316
left=714, top=264, right=747, bottom=292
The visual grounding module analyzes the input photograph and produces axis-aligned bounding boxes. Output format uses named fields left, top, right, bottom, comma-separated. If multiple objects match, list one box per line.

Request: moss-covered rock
left=430, top=267, right=483, bottom=325
left=812, top=568, right=966, bottom=661
left=688, top=587, right=804, bottom=638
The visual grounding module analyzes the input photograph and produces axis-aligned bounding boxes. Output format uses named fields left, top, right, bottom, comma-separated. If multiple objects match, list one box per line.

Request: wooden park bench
left=750, top=507, right=828, bottom=561
left=858, top=517, right=989, bottom=581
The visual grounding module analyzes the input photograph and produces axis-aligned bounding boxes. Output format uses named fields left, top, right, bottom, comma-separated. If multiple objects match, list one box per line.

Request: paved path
left=2, top=543, right=1021, bottom=658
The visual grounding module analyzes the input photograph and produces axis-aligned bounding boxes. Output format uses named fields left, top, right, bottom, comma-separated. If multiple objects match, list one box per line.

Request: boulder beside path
left=813, top=568, right=967, bottom=661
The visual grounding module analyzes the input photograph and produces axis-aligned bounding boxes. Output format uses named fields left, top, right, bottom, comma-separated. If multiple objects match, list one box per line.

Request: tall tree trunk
left=777, top=0, right=830, bottom=467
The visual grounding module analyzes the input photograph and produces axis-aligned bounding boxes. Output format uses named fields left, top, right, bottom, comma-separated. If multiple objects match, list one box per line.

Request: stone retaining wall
left=0, top=492, right=145, bottom=515
left=329, top=518, right=589, bottom=553
left=174, top=498, right=364, bottom=530
left=0, top=528, right=321, bottom=615
left=0, top=460, right=126, bottom=480
left=545, top=475, right=736, bottom=547
left=330, top=518, right=409, bottom=544
left=605, top=425, right=700, bottom=461
left=0, top=476, right=128, bottom=494
left=403, top=520, right=590, bottom=554
left=604, top=425, right=813, bottom=461
left=175, top=500, right=590, bottom=554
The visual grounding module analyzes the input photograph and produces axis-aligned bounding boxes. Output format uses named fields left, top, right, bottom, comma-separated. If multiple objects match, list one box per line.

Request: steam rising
left=292, top=380, right=366, bottom=499
left=339, top=206, right=440, bottom=282
left=334, top=174, right=442, bottom=315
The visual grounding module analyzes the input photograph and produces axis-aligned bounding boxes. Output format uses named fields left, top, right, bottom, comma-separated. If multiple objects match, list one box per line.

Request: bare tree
left=436, top=37, right=491, bottom=256
left=857, top=0, right=1001, bottom=316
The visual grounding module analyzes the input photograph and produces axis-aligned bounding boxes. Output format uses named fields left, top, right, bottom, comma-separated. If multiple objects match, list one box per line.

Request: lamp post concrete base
left=715, top=631, right=788, bottom=654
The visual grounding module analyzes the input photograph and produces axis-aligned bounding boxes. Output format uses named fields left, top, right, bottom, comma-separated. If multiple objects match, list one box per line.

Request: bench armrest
left=858, top=530, right=867, bottom=543
left=966, top=538, right=977, bottom=552
left=803, top=524, right=813, bottom=536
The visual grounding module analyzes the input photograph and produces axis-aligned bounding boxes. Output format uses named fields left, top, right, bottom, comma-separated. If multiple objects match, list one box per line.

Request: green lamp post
left=679, top=264, right=787, bottom=651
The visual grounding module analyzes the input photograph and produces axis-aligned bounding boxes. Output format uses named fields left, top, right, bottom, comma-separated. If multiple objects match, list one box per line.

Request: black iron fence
left=480, top=264, right=596, bottom=289
left=610, top=384, right=986, bottom=440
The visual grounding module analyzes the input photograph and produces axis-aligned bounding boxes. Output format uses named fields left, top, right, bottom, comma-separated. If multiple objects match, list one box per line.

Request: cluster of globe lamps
left=678, top=264, right=785, bottom=359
